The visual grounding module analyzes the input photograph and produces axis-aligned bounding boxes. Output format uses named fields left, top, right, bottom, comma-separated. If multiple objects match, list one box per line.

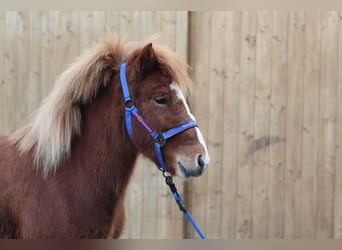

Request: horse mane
left=9, top=34, right=193, bottom=176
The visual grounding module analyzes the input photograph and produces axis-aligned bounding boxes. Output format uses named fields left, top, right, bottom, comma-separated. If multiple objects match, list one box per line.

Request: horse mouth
left=178, top=161, right=202, bottom=178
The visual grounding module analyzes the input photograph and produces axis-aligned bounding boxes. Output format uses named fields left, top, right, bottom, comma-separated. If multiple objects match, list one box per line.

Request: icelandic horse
left=0, top=36, right=210, bottom=238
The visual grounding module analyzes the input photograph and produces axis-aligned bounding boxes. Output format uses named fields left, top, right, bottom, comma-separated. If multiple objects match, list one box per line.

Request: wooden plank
left=300, top=11, right=321, bottom=238
left=334, top=11, right=342, bottom=239
left=105, top=11, right=120, bottom=35
left=175, top=11, right=188, bottom=62
left=132, top=12, right=143, bottom=40
left=66, top=12, right=80, bottom=62
left=0, top=11, right=5, bottom=133
left=28, top=11, right=42, bottom=116
left=119, top=11, right=133, bottom=40
left=220, top=11, right=241, bottom=239
left=317, top=11, right=338, bottom=238
left=236, top=11, right=257, bottom=239
left=204, top=12, right=226, bottom=239
left=141, top=158, right=159, bottom=239
left=4, top=11, right=17, bottom=134
left=186, top=11, right=211, bottom=239
left=284, top=11, right=304, bottom=238
left=93, top=11, right=106, bottom=43
left=268, top=11, right=288, bottom=238
left=79, top=11, right=94, bottom=53
left=148, top=11, right=163, bottom=35
left=54, top=11, right=66, bottom=79
left=252, top=11, right=273, bottom=238
left=15, top=11, right=29, bottom=129
left=40, top=11, right=55, bottom=99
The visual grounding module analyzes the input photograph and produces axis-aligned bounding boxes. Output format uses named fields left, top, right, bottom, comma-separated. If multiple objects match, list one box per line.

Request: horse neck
left=67, top=77, right=138, bottom=195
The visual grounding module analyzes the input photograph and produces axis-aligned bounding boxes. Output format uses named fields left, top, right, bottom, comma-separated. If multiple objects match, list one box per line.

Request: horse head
left=122, top=43, right=210, bottom=178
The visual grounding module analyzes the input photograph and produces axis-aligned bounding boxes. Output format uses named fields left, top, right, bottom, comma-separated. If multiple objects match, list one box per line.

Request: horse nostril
left=198, top=155, right=205, bottom=169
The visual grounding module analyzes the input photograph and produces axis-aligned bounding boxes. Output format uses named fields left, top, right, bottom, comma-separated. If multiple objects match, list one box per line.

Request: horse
left=0, top=35, right=210, bottom=239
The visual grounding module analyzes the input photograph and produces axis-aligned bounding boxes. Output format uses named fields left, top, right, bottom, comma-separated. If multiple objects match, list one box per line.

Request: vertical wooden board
left=300, top=11, right=321, bottom=238
left=284, top=11, right=304, bottom=238
left=132, top=12, right=143, bottom=40
left=65, top=12, right=80, bottom=63
left=119, top=11, right=133, bottom=40
left=0, top=11, right=5, bottom=133
left=105, top=11, right=120, bottom=35
left=334, top=11, right=342, bottom=239
left=4, top=11, right=17, bottom=134
left=175, top=11, right=188, bottom=62
left=79, top=11, right=94, bottom=53
left=187, top=11, right=211, bottom=239
left=28, top=11, right=42, bottom=116
left=123, top=156, right=145, bottom=239
left=317, top=11, right=338, bottom=238
left=140, top=158, right=159, bottom=239
left=148, top=11, right=163, bottom=34
left=54, top=11, right=66, bottom=79
left=93, top=11, right=106, bottom=43
left=252, top=11, right=273, bottom=238
left=236, top=11, right=256, bottom=239
left=268, top=11, right=288, bottom=239
left=40, top=11, right=55, bottom=100
left=220, top=11, right=241, bottom=239
left=204, top=12, right=226, bottom=239
left=15, top=11, right=29, bottom=129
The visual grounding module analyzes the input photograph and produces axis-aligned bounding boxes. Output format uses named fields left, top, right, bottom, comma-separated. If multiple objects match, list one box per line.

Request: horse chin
left=177, top=161, right=203, bottom=178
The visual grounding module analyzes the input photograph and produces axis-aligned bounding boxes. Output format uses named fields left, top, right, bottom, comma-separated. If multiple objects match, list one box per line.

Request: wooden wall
left=188, top=11, right=342, bottom=239
left=0, top=11, right=341, bottom=239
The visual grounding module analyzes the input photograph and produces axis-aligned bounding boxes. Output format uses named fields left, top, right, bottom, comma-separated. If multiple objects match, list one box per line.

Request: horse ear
left=137, top=43, right=157, bottom=74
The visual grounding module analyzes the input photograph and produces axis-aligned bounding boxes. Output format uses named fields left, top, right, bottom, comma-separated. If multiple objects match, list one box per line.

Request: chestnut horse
left=0, top=36, right=210, bottom=238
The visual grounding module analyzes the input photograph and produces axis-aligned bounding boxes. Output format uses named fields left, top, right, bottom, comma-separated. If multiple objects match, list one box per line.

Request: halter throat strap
left=119, top=62, right=198, bottom=172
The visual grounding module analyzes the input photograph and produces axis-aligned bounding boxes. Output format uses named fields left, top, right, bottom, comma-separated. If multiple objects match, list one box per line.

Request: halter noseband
left=119, top=63, right=198, bottom=172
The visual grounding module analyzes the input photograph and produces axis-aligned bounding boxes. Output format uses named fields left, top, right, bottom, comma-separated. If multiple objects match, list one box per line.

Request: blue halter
left=119, top=62, right=206, bottom=239
left=119, top=62, right=198, bottom=172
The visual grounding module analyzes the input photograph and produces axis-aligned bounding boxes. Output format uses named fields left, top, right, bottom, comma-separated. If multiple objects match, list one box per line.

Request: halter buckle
left=155, top=134, right=166, bottom=146
left=125, top=100, right=134, bottom=109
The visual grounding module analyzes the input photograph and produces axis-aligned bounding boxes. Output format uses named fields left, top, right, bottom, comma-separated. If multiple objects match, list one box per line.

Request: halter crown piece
left=119, top=63, right=206, bottom=239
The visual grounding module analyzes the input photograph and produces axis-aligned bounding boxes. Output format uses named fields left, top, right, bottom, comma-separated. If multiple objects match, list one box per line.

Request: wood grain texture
left=236, top=11, right=256, bottom=239
left=334, top=11, right=342, bottom=239
left=252, top=11, right=272, bottom=238
left=300, top=11, right=320, bottom=238
left=284, top=11, right=304, bottom=238
left=316, top=11, right=338, bottom=238
left=220, top=11, right=241, bottom=239
left=0, top=11, right=5, bottom=133
left=268, top=11, right=287, bottom=239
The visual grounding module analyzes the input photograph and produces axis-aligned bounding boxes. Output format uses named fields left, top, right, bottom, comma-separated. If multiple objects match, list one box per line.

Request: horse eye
left=154, top=97, right=169, bottom=105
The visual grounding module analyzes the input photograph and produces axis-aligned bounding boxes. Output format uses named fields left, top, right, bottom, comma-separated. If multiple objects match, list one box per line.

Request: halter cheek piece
left=119, top=62, right=198, bottom=173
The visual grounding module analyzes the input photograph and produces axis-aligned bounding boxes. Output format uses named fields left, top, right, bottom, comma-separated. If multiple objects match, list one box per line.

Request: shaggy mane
left=9, top=34, right=193, bottom=176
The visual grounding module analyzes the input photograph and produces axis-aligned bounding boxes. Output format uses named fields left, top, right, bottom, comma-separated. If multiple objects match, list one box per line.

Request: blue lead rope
left=163, top=173, right=206, bottom=239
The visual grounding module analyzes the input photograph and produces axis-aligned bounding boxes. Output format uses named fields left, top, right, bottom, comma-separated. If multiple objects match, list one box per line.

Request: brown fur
left=0, top=36, right=206, bottom=238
